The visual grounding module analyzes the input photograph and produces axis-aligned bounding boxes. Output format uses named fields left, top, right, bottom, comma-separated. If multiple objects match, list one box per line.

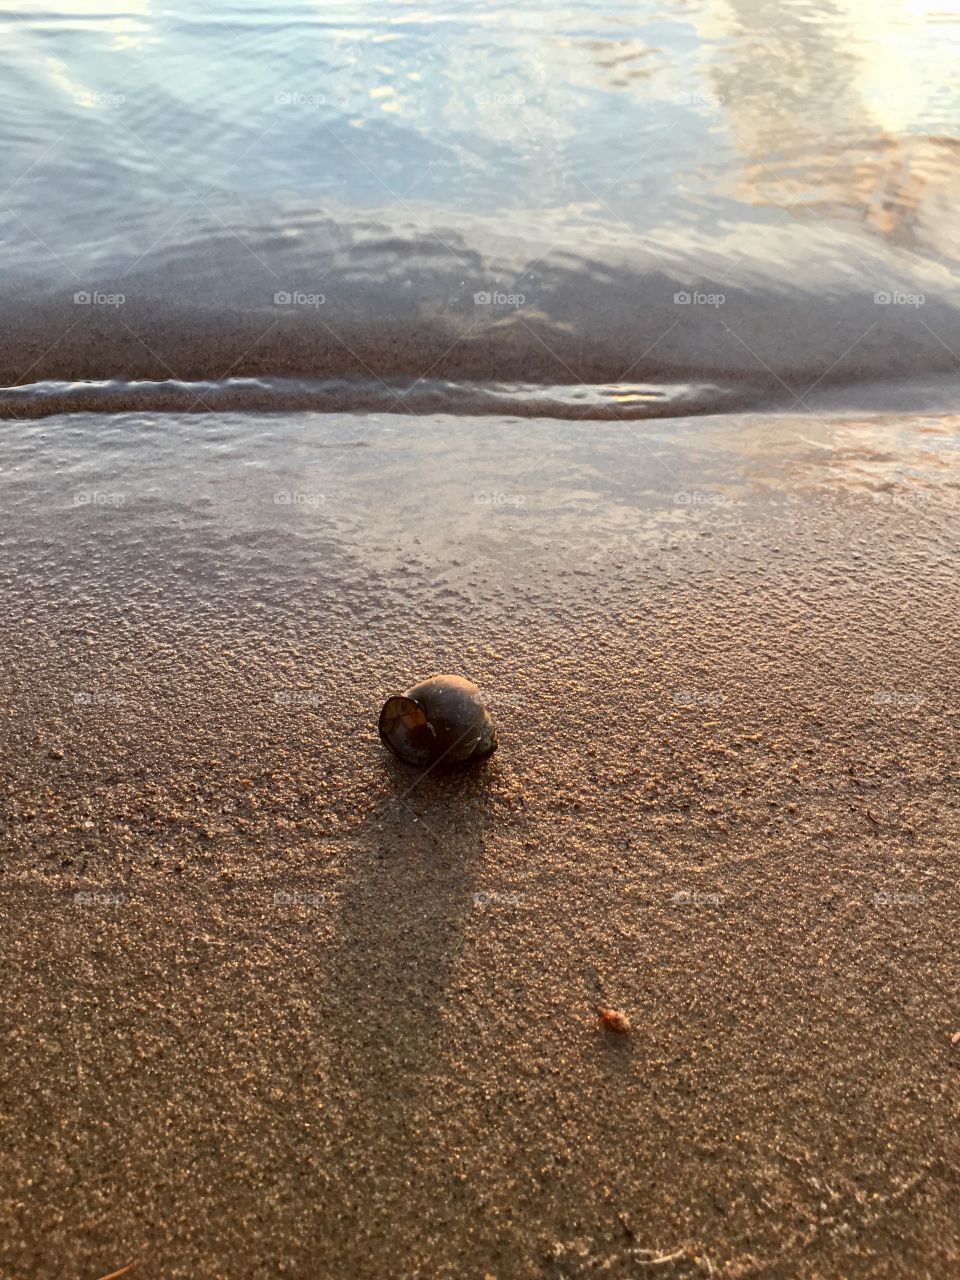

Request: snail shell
left=378, top=675, right=498, bottom=766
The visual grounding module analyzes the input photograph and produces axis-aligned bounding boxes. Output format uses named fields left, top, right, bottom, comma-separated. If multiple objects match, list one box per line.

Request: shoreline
left=2, top=372, right=960, bottom=422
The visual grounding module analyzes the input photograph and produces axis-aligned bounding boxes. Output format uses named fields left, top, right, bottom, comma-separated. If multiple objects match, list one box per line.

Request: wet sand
left=1, top=408, right=958, bottom=1279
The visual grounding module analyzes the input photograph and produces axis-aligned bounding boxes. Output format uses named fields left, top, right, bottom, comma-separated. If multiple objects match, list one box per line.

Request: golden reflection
left=44, top=54, right=107, bottom=109
left=702, top=0, right=960, bottom=254
left=604, top=387, right=664, bottom=404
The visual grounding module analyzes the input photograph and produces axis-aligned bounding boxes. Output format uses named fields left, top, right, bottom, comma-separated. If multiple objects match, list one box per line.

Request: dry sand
left=0, top=407, right=958, bottom=1279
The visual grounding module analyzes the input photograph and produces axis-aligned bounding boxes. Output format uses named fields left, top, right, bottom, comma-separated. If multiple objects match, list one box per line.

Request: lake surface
left=1, top=0, right=959, bottom=416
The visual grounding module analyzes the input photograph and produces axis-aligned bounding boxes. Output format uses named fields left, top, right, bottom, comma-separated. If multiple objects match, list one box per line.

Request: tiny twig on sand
left=636, top=1248, right=687, bottom=1266
left=95, top=1262, right=137, bottom=1280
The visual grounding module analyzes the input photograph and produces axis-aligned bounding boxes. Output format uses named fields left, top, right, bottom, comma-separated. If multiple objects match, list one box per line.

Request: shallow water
left=2, top=0, right=959, bottom=413
left=2, top=405, right=957, bottom=600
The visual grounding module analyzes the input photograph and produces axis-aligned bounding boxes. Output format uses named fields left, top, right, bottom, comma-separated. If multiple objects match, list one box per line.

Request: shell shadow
left=316, top=747, right=498, bottom=1206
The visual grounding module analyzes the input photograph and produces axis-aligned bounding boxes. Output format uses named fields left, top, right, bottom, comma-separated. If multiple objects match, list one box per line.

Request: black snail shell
left=378, top=675, right=498, bottom=766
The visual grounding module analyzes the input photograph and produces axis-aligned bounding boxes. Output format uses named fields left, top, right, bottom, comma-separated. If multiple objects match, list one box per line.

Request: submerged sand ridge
left=3, top=220, right=959, bottom=395
left=0, top=408, right=958, bottom=1279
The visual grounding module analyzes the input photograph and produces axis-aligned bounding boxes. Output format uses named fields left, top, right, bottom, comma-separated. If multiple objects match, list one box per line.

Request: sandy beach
left=3, top=0, right=959, bottom=1273
left=1, top=407, right=957, bottom=1279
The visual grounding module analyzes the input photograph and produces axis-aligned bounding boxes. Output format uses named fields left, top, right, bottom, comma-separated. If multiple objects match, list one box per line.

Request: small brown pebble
left=48, top=748, right=64, bottom=760
left=951, top=1031, right=960, bottom=1045
left=597, top=1005, right=631, bottom=1034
